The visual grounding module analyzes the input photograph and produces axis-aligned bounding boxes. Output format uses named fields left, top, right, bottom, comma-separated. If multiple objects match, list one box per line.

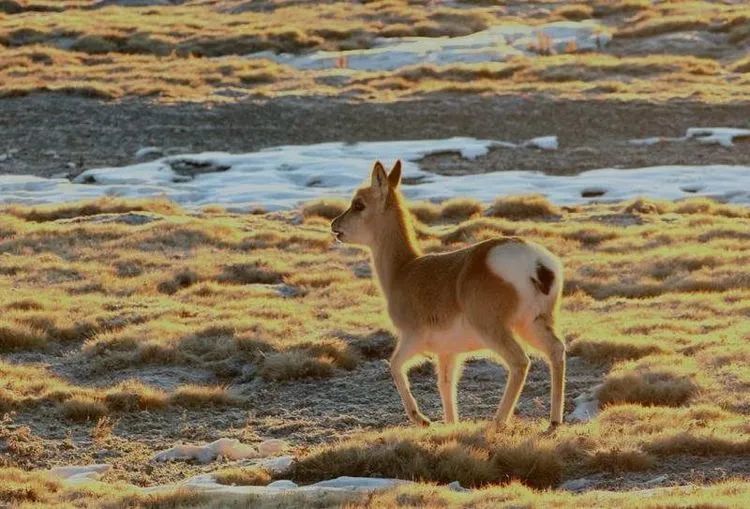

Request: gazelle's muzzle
left=331, top=215, right=345, bottom=242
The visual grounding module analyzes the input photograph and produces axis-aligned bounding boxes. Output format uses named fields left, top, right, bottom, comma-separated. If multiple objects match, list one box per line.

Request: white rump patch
left=486, top=242, right=560, bottom=324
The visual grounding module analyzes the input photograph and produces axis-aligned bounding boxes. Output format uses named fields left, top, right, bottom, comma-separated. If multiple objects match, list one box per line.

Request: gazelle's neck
left=371, top=197, right=420, bottom=297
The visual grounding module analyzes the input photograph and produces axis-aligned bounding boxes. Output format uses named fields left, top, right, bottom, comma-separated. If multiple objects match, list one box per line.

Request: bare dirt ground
left=2, top=94, right=749, bottom=179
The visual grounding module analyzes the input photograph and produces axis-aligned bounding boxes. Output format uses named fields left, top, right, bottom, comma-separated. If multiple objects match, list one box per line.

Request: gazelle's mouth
left=332, top=230, right=344, bottom=242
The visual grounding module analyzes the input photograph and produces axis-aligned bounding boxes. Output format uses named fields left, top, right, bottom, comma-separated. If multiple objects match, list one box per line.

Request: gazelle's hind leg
left=479, top=328, right=530, bottom=425
left=437, top=354, right=460, bottom=424
left=390, top=338, right=431, bottom=427
left=517, top=317, right=566, bottom=425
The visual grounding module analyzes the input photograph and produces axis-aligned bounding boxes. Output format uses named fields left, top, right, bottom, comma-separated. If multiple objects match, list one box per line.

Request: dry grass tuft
left=586, top=447, right=655, bottom=472
left=214, top=466, right=272, bottom=486
left=439, top=198, right=483, bottom=222
left=0, top=467, right=62, bottom=505
left=487, top=194, right=561, bottom=220
left=290, top=423, right=562, bottom=489
left=0, top=323, right=46, bottom=351
left=569, top=337, right=664, bottom=363
left=301, top=198, right=347, bottom=220
left=622, top=197, right=670, bottom=215
left=168, top=385, right=234, bottom=408
left=157, top=269, right=200, bottom=295
left=732, top=56, right=750, bottom=73
left=104, top=380, right=168, bottom=411
left=408, top=201, right=442, bottom=224
left=260, top=339, right=360, bottom=382
left=61, top=396, right=108, bottom=422
left=217, top=263, right=284, bottom=285
left=3, top=197, right=180, bottom=222
left=597, top=357, right=699, bottom=407
left=553, top=4, right=593, bottom=21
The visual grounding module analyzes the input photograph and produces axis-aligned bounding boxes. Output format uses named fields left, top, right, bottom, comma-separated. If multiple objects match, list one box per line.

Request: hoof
left=410, top=411, right=431, bottom=427
left=543, top=421, right=562, bottom=435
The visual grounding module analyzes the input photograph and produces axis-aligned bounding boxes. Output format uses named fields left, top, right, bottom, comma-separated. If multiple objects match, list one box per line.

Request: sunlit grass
left=0, top=190, right=748, bottom=503
left=1, top=1, right=749, bottom=102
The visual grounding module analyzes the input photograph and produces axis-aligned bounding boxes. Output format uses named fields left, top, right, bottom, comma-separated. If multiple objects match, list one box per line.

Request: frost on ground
left=251, top=21, right=611, bottom=72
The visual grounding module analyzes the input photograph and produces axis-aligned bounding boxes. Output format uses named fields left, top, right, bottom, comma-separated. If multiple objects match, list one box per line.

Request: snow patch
left=686, top=127, right=750, bottom=147
left=2, top=137, right=750, bottom=210
left=630, top=127, right=750, bottom=148
left=251, top=21, right=610, bottom=72
left=135, top=146, right=164, bottom=161
left=524, top=135, right=558, bottom=150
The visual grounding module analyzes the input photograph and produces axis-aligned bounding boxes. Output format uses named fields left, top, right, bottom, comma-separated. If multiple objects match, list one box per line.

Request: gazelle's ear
left=388, top=160, right=402, bottom=188
left=371, top=161, right=388, bottom=194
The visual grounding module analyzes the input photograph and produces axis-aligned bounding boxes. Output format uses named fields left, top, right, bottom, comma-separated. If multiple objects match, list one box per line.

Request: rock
left=447, top=480, right=470, bottom=492
left=352, top=261, right=372, bottom=278
left=258, top=439, right=287, bottom=456
left=257, top=455, right=294, bottom=474
left=309, top=476, right=406, bottom=491
left=644, top=474, right=669, bottom=486
left=275, top=284, right=302, bottom=298
left=560, top=477, right=593, bottom=491
left=266, top=480, right=298, bottom=490
left=49, top=464, right=111, bottom=481
left=153, top=438, right=258, bottom=464
left=569, top=388, right=600, bottom=423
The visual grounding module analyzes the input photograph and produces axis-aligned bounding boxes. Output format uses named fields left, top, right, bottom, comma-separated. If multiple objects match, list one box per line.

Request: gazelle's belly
left=420, top=316, right=488, bottom=355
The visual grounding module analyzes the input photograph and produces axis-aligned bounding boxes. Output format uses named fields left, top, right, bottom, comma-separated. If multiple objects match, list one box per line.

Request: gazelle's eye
left=353, top=200, right=365, bottom=212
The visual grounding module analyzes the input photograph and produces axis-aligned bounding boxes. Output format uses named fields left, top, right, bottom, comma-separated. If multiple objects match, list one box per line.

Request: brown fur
left=332, top=161, right=566, bottom=426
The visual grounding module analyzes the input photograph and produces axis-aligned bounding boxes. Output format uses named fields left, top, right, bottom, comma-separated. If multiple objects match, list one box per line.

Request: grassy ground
left=1, top=195, right=748, bottom=506
left=1, top=0, right=749, bottom=102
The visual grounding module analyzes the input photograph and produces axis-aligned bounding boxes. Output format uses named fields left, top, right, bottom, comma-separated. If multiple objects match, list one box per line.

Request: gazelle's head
left=331, top=160, right=402, bottom=246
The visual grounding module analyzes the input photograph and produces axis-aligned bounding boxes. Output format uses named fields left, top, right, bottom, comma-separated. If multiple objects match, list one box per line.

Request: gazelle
left=331, top=160, right=566, bottom=427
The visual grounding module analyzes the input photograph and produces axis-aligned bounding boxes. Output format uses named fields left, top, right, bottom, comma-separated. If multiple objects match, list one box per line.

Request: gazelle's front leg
left=390, top=340, right=431, bottom=427
left=437, top=354, right=459, bottom=424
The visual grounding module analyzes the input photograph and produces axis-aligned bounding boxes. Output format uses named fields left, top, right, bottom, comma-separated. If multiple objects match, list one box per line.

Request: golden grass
left=290, top=421, right=563, bottom=489
left=354, top=479, right=750, bottom=508
left=3, top=197, right=181, bottom=222
left=1, top=195, right=749, bottom=500
left=301, top=198, right=348, bottom=220
left=487, top=194, right=561, bottom=220
left=214, top=466, right=272, bottom=487
left=168, top=384, right=234, bottom=408
left=289, top=403, right=750, bottom=489
left=0, top=467, right=61, bottom=505
left=2, top=1, right=749, bottom=102
left=0, top=359, right=234, bottom=418
left=437, top=198, right=484, bottom=222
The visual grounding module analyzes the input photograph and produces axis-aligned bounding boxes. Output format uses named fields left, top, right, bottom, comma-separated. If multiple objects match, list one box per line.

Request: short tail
left=531, top=262, right=555, bottom=295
